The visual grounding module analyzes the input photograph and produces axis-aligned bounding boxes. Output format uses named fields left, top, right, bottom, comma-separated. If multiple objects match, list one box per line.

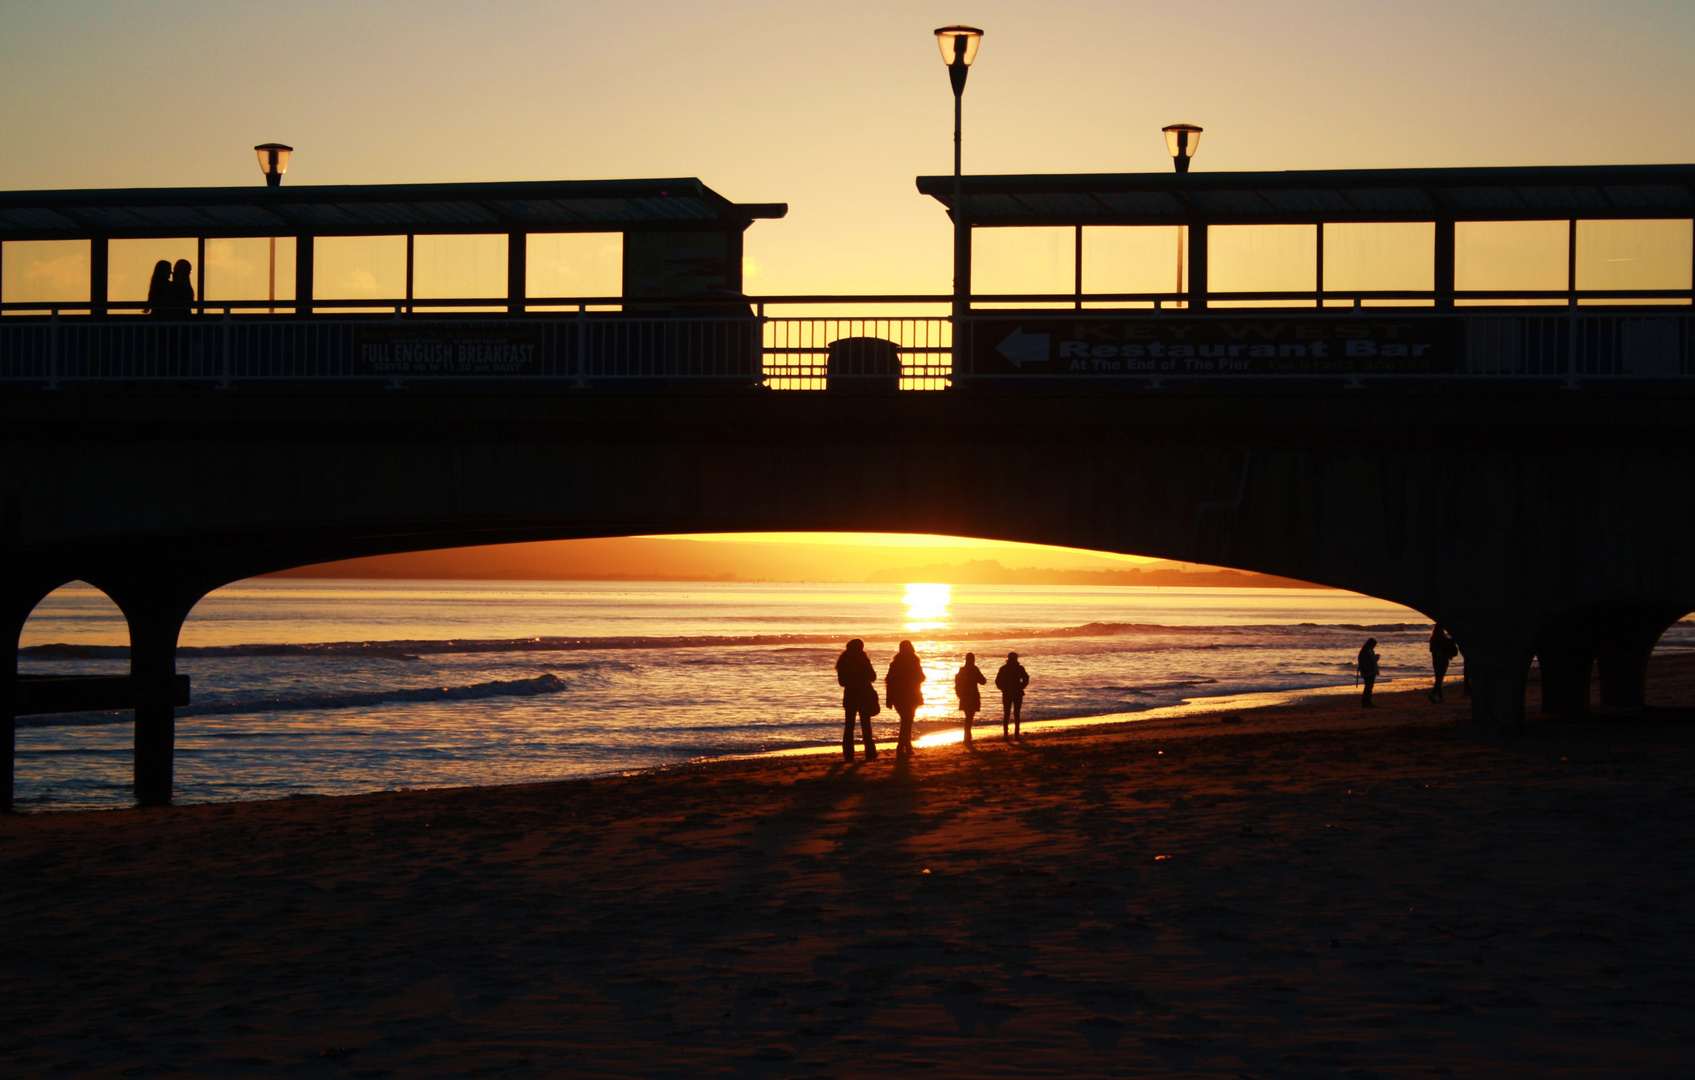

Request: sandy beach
left=5, top=661, right=1695, bottom=1078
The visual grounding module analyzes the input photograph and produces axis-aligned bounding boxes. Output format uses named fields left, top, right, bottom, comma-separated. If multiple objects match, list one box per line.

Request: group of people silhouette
left=833, top=624, right=1464, bottom=762
left=145, top=259, right=195, bottom=318
left=1356, top=624, right=1462, bottom=708
left=834, top=639, right=1030, bottom=761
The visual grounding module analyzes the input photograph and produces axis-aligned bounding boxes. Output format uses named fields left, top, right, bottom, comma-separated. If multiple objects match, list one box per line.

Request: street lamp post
left=935, top=26, right=983, bottom=364
left=254, top=144, right=293, bottom=313
left=1160, top=125, right=1202, bottom=306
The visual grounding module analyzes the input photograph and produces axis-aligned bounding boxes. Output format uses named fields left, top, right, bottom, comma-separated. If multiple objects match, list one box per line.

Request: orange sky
left=271, top=534, right=1169, bottom=582
left=3, top=2, right=1692, bottom=298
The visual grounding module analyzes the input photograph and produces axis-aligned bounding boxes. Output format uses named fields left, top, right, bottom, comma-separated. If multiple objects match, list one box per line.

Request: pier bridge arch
left=5, top=381, right=1695, bottom=807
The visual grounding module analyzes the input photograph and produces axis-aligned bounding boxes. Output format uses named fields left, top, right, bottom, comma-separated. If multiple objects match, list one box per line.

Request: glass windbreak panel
left=1576, top=219, right=1692, bottom=306
left=2, top=239, right=90, bottom=313
left=972, top=226, right=1074, bottom=308
left=414, top=233, right=507, bottom=312
left=314, top=235, right=407, bottom=312
left=204, top=237, right=296, bottom=311
left=1455, top=220, right=1567, bottom=305
left=527, top=232, right=623, bottom=310
left=108, top=237, right=197, bottom=312
left=1208, top=224, right=1316, bottom=307
left=1081, top=226, right=1186, bottom=307
left=1322, top=222, right=1434, bottom=307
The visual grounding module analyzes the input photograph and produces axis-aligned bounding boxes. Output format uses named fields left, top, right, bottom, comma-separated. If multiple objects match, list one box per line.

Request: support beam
left=1451, top=618, right=1536, bottom=732
left=507, top=231, right=526, bottom=314
left=96, top=579, right=204, bottom=808
left=1, top=636, right=14, bottom=813
left=2, top=580, right=54, bottom=813
left=1187, top=223, right=1208, bottom=311
left=1434, top=218, right=1455, bottom=310
left=294, top=234, right=314, bottom=316
left=90, top=237, right=109, bottom=318
left=1537, top=649, right=1593, bottom=716
left=1595, top=608, right=1683, bottom=709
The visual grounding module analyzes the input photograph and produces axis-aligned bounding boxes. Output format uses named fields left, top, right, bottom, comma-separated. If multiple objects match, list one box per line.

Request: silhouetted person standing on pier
left=996, top=651, right=1030, bottom=739
left=167, top=259, right=195, bottom=318
left=145, top=260, right=173, bottom=317
left=886, top=640, right=926, bottom=757
left=836, top=638, right=878, bottom=762
left=1358, top=638, right=1380, bottom=708
left=1428, top=625, right=1458, bottom=703
left=954, top=652, right=986, bottom=746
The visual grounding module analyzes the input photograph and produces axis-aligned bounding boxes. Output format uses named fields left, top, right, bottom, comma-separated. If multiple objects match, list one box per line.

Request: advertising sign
left=971, top=316, right=1466, bottom=377
left=356, top=324, right=543, bottom=376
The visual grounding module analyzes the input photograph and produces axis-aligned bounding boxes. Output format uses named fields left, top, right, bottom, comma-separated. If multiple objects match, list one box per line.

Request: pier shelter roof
left=0, top=178, right=787, bottom=241
left=917, top=164, right=1695, bottom=226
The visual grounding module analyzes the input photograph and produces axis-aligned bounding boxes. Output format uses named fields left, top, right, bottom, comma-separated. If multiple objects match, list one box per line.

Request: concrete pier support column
left=1534, top=613, right=1597, bottom=717
left=129, top=605, right=192, bottom=808
left=1, top=629, right=15, bottom=813
left=2, top=582, right=49, bottom=813
left=1595, top=607, right=1684, bottom=710
left=1537, top=648, right=1594, bottom=716
left=1450, top=619, right=1536, bottom=733
left=101, top=582, right=203, bottom=808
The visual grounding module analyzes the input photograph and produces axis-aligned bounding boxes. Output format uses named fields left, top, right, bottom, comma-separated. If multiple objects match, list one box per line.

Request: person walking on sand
left=996, top=651, right=1030, bottom=740
left=954, top=652, right=986, bottom=747
left=1357, top=638, right=1380, bottom=708
left=836, top=638, right=879, bottom=762
left=1428, top=624, right=1458, bottom=703
left=885, top=640, right=926, bottom=757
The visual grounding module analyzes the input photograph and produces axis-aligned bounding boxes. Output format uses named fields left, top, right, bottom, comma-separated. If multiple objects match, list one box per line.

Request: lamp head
left=1161, top=124, right=1201, bottom=174
left=934, top=25, right=983, bottom=66
left=254, top=143, right=293, bottom=188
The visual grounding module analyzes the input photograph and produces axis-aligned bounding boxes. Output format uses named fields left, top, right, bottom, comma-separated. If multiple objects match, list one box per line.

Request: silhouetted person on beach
left=996, top=651, right=1030, bottom=739
left=168, top=259, right=195, bottom=317
left=145, top=260, right=173, bottom=317
left=1358, top=638, right=1380, bottom=708
left=836, top=638, right=879, bottom=762
left=954, top=652, right=986, bottom=746
left=885, top=640, right=925, bottom=757
left=1428, top=625, right=1458, bottom=703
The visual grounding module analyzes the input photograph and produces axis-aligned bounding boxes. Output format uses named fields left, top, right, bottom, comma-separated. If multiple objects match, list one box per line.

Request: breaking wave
left=16, top=673, right=568, bottom=728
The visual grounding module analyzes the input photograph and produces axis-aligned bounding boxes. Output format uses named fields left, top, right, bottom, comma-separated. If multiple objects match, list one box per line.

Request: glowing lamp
left=935, top=25, right=983, bottom=94
left=254, top=143, right=293, bottom=188
left=1162, top=124, right=1202, bottom=174
left=935, top=25, right=983, bottom=66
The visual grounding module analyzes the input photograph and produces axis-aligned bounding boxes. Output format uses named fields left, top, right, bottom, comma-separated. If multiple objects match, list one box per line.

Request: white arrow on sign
left=995, top=327, right=1051, bottom=368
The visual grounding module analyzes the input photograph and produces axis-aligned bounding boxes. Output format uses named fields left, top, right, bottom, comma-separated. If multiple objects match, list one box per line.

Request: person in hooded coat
left=885, top=640, right=925, bottom=757
left=954, top=652, right=986, bottom=747
left=835, top=638, right=879, bottom=762
left=995, top=651, right=1030, bottom=740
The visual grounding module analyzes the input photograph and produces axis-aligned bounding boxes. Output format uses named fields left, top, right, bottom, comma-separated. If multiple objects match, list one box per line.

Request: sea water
left=18, top=579, right=1683, bottom=812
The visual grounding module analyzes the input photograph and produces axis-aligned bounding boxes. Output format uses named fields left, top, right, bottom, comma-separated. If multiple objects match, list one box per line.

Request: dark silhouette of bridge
left=4, top=164, right=1694, bottom=807
left=3, top=381, right=1694, bottom=807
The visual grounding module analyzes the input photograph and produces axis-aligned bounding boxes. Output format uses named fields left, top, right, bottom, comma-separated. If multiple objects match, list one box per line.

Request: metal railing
left=1, top=296, right=1690, bottom=388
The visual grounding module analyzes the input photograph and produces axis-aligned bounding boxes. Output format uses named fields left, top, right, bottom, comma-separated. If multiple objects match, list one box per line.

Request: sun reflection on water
left=902, top=582, right=951, bottom=632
